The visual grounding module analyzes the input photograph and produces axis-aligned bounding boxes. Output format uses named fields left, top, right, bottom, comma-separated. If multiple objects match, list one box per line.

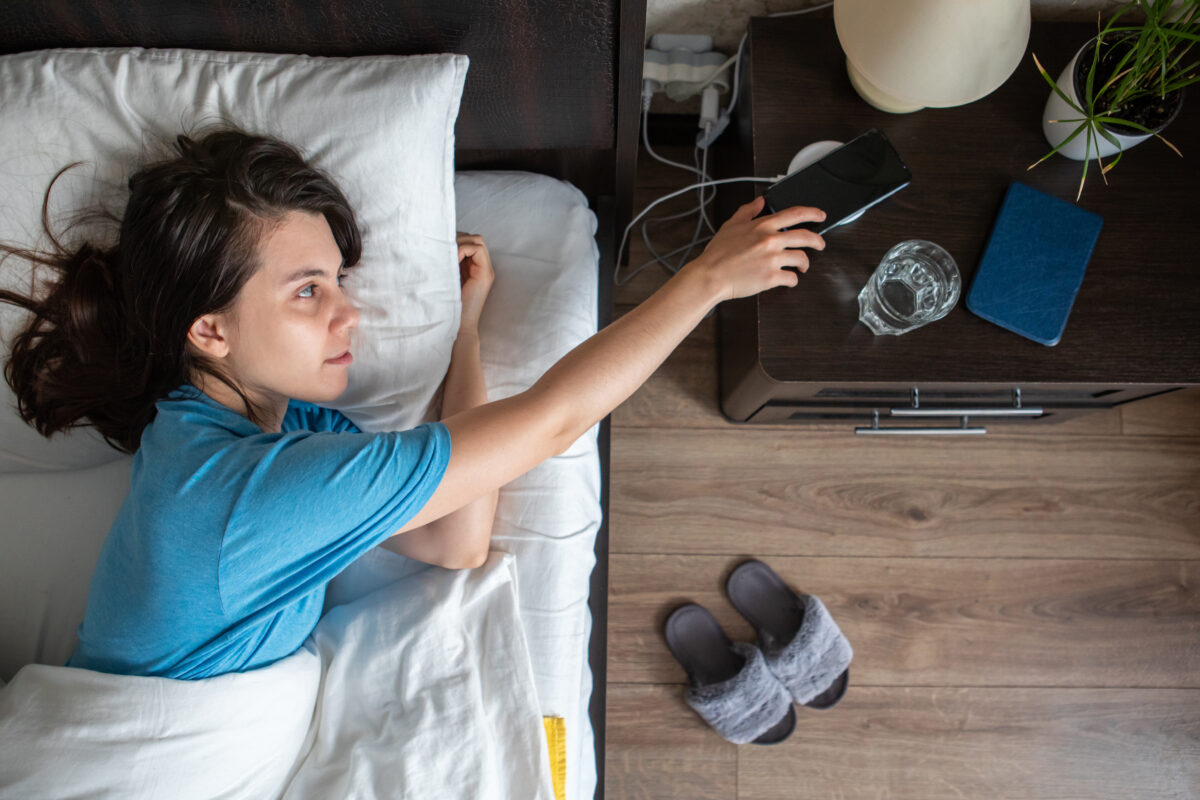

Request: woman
left=0, top=129, right=825, bottom=680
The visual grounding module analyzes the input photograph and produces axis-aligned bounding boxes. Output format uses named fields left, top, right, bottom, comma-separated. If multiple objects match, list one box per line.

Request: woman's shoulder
left=281, top=401, right=361, bottom=434
left=153, top=384, right=260, bottom=439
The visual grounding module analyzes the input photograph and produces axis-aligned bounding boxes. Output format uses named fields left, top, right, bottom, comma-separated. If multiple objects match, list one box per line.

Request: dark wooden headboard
left=0, top=1, right=645, bottom=795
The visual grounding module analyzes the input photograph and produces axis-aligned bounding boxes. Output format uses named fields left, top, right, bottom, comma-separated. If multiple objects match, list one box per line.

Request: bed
left=0, top=2, right=644, bottom=798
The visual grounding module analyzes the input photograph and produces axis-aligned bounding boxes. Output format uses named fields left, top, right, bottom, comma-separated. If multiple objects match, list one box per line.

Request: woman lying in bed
left=0, top=128, right=825, bottom=680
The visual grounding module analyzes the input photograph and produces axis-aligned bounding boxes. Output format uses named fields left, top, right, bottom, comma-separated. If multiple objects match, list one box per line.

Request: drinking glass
left=857, top=239, right=961, bottom=335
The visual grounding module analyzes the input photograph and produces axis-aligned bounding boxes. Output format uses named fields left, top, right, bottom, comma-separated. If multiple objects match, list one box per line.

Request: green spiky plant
left=1029, top=0, right=1200, bottom=200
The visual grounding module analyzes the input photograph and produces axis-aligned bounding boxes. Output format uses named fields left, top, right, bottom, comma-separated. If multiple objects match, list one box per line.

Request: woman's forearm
left=442, top=328, right=489, bottom=416
left=383, top=328, right=498, bottom=567
left=437, top=329, right=499, bottom=548
left=532, top=266, right=725, bottom=449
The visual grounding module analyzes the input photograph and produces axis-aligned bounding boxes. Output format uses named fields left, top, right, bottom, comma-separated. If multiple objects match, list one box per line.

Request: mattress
left=0, top=169, right=602, bottom=800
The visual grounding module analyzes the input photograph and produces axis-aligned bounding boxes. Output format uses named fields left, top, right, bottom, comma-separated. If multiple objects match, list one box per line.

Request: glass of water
left=857, top=240, right=961, bottom=336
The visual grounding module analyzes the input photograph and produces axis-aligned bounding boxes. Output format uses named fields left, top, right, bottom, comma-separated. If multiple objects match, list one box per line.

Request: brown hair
left=0, top=128, right=362, bottom=454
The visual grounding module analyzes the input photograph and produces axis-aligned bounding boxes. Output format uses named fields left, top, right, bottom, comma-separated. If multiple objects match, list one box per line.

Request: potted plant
left=1030, top=0, right=1199, bottom=200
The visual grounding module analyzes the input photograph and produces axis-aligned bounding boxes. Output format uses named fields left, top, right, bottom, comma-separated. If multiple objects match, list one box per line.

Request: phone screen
left=762, top=129, right=911, bottom=235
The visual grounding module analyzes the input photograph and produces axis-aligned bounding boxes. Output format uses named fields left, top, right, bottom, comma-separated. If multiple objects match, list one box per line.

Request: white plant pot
left=1042, top=41, right=1154, bottom=161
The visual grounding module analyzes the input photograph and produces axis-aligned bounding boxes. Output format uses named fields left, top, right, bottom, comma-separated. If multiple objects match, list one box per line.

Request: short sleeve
left=281, top=401, right=362, bottom=434
left=216, top=421, right=451, bottom=617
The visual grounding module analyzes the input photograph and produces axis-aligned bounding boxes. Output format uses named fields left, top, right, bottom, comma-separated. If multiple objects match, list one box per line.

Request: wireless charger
left=785, top=140, right=866, bottom=225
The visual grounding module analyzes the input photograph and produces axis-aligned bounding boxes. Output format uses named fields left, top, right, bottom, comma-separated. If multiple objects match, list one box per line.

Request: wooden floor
left=603, top=145, right=1200, bottom=799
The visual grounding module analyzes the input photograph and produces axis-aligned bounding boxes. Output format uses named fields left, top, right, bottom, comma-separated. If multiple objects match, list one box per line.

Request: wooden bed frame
left=0, top=1, right=645, bottom=795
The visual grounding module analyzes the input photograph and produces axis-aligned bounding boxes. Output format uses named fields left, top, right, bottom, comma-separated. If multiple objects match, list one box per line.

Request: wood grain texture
left=608, top=555, right=1200, bottom=688
left=610, top=428, right=1200, bottom=559
left=606, top=684, right=1200, bottom=800
left=737, top=687, right=1200, bottom=800
left=605, top=684, right=736, bottom=800
left=1122, top=388, right=1200, bottom=436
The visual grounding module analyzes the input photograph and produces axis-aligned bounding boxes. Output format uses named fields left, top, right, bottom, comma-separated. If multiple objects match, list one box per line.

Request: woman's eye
left=298, top=284, right=316, bottom=298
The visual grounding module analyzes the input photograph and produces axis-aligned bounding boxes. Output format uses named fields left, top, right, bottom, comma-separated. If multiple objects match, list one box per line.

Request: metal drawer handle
left=889, top=407, right=1043, bottom=417
left=887, top=386, right=1042, bottom=418
left=855, top=410, right=987, bottom=436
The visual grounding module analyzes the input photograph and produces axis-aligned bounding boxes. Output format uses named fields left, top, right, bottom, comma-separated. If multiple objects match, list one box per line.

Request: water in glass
left=857, top=239, right=960, bottom=336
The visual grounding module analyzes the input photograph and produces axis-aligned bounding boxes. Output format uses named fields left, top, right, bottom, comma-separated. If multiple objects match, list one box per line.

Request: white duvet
left=0, top=553, right=555, bottom=800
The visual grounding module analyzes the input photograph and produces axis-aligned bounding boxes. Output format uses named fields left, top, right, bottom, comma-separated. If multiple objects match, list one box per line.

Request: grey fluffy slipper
left=726, top=560, right=853, bottom=709
left=664, top=603, right=796, bottom=745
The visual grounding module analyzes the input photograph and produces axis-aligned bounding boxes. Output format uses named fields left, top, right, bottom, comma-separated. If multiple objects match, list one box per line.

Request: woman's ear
left=186, top=314, right=231, bottom=359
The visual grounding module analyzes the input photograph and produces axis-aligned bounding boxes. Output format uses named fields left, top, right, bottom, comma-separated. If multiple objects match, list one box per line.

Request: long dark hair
left=0, top=128, right=362, bottom=454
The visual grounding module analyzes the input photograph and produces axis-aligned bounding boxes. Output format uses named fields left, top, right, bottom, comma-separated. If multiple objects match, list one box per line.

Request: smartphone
left=762, top=128, right=911, bottom=235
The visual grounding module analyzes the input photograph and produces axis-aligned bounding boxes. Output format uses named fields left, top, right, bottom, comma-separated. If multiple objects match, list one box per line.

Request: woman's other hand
left=681, top=196, right=826, bottom=302
left=457, top=232, right=494, bottom=331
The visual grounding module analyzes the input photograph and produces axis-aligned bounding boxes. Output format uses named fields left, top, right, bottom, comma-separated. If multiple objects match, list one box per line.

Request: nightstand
left=716, top=18, right=1200, bottom=431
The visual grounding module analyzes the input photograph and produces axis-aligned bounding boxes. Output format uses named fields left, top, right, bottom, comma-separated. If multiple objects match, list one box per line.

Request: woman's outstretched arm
left=392, top=196, right=825, bottom=535
left=383, top=234, right=498, bottom=568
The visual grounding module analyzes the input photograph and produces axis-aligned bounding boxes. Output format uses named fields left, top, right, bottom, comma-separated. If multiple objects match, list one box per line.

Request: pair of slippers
left=664, top=560, right=853, bottom=745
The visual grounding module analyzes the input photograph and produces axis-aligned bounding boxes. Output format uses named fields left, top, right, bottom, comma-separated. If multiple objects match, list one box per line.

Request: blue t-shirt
left=67, top=385, right=451, bottom=680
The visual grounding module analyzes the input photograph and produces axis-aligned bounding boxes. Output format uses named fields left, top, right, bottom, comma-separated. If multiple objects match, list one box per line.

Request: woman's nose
left=333, top=294, right=361, bottom=333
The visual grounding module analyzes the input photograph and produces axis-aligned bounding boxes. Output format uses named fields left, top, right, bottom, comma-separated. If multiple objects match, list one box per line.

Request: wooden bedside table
left=716, top=18, right=1200, bottom=430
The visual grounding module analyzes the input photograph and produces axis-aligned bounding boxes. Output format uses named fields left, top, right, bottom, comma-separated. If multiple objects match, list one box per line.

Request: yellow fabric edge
left=543, top=716, right=566, bottom=800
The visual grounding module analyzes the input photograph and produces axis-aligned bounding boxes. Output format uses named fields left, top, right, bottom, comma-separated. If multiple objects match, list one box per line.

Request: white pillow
left=0, top=47, right=467, bottom=471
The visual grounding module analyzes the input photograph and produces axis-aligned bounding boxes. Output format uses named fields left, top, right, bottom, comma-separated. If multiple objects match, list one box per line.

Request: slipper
left=663, top=603, right=796, bottom=745
left=726, top=560, right=853, bottom=709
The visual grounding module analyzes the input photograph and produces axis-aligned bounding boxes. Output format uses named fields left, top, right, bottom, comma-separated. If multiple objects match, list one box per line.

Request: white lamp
left=834, top=0, right=1031, bottom=113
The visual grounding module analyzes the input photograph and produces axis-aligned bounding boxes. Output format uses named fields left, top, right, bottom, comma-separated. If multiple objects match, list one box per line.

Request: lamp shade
left=834, top=0, right=1031, bottom=113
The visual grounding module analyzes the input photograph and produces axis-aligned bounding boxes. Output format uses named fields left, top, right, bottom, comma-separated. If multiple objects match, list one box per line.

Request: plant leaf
left=1155, top=132, right=1183, bottom=157
left=1093, top=114, right=1155, bottom=133
left=1101, top=148, right=1124, bottom=175
left=1076, top=126, right=1099, bottom=201
left=1028, top=121, right=1091, bottom=169
left=1093, top=115, right=1184, bottom=157
left=1032, top=52, right=1086, bottom=114
left=1097, top=125, right=1122, bottom=150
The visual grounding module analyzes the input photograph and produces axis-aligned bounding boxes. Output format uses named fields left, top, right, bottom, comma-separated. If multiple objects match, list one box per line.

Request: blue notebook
left=965, top=181, right=1103, bottom=346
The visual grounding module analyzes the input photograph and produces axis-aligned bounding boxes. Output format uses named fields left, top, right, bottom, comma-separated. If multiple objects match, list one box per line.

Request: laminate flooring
left=603, top=144, right=1200, bottom=800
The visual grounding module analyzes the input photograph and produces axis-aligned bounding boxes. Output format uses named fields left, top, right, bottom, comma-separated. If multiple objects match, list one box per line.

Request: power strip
left=642, top=50, right=729, bottom=101
left=643, top=33, right=730, bottom=102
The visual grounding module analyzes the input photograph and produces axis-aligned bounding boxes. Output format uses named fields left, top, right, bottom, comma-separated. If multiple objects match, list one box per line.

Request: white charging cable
left=630, top=1, right=834, bottom=287
left=638, top=92, right=721, bottom=278
left=614, top=176, right=781, bottom=286
left=637, top=95, right=719, bottom=277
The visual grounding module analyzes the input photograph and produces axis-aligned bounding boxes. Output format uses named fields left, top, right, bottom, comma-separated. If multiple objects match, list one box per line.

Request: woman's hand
left=681, top=196, right=826, bottom=302
left=457, top=232, right=495, bottom=331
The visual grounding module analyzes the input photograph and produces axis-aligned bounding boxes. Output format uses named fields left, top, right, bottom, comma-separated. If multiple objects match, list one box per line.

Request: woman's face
left=217, top=209, right=360, bottom=409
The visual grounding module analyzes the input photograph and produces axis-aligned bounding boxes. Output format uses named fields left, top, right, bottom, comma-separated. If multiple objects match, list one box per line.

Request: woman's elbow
left=447, top=546, right=490, bottom=570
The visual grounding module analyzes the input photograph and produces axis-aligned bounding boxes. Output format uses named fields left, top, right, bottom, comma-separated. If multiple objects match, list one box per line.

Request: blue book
left=965, top=181, right=1103, bottom=346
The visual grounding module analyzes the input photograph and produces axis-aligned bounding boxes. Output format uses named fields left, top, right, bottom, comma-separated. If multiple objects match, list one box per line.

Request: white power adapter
left=696, top=85, right=730, bottom=148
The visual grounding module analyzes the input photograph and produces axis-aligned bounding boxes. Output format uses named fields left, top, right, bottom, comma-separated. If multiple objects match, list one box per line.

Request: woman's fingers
left=760, top=204, right=825, bottom=230
left=733, top=195, right=767, bottom=221
left=777, top=251, right=810, bottom=272
left=686, top=200, right=829, bottom=299
left=457, top=233, right=487, bottom=264
left=768, top=227, right=825, bottom=253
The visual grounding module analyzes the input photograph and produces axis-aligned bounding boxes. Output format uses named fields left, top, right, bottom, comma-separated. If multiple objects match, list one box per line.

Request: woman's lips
left=326, top=351, right=353, bottom=365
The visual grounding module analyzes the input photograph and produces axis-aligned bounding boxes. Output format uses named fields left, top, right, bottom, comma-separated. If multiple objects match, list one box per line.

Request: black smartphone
left=762, top=128, right=911, bottom=235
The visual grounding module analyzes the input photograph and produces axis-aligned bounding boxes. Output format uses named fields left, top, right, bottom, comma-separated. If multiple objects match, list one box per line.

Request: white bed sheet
left=0, top=170, right=602, bottom=799
left=1, top=553, right=556, bottom=800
